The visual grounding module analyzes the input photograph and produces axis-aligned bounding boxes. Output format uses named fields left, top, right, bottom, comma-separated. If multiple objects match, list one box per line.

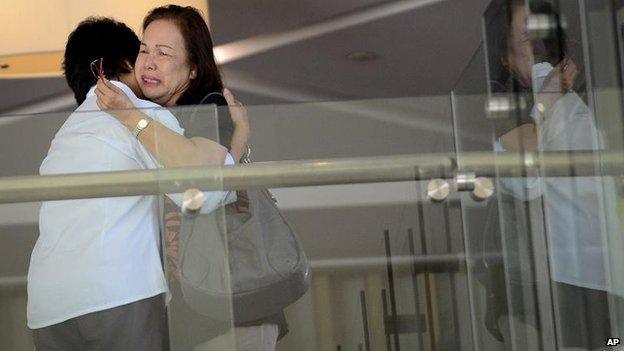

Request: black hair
left=529, top=1, right=567, bottom=64
left=484, top=0, right=512, bottom=89
left=484, top=0, right=567, bottom=89
left=63, top=17, right=140, bottom=104
left=144, top=5, right=231, bottom=149
left=484, top=0, right=569, bottom=138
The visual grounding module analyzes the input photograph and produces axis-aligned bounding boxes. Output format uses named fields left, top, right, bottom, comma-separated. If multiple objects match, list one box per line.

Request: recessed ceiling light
left=346, top=51, right=378, bottom=62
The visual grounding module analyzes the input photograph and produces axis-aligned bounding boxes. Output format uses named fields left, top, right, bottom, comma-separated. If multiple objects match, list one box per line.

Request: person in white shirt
left=29, top=18, right=244, bottom=350
left=481, top=1, right=624, bottom=349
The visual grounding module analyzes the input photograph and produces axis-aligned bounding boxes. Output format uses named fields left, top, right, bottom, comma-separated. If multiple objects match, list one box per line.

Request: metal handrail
left=0, top=252, right=503, bottom=288
left=0, top=151, right=622, bottom=204
left=0, top=276, right=26, bottom=289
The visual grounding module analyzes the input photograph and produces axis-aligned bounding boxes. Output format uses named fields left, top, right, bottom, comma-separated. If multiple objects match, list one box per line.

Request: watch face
left=138, top=119, right=149, bottom=128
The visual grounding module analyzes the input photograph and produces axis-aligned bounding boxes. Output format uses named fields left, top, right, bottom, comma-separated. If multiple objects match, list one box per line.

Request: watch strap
left=133, top=118, right=152, bottom=138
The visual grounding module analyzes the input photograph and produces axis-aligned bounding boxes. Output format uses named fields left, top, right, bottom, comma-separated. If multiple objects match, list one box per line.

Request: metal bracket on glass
left=471, top=177, right=495, bottom=201
left=455, top=172, right=476, bottom=191
left=427, top=178, right=451, bottom=202
left=486, top=94, right=528, bottom=120
left=427, top=173, right=495, bottom=202
left=181, top=188, right=205, bottom=216
left=527, top=13, right=566, bottom=40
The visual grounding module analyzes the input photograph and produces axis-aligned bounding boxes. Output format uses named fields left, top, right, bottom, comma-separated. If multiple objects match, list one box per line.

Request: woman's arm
left=223, top=89, right=250, bottom=163
left=499, top=59, right=579, bottom=152
left=499, top=123, right=538, bottom=151
left=95, top=78, right=234, bottom=167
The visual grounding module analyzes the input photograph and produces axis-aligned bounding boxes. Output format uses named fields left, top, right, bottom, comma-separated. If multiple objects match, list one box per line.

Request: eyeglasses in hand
left=90, top=58, right=104, bottom=79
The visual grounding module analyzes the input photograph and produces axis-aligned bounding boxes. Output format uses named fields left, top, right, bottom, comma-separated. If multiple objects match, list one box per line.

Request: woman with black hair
left=94, top=6, right=249, bottom=169
left=94, top=5, right=287, bottom=351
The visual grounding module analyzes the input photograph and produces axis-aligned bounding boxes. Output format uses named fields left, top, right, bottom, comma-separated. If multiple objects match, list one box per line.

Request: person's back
left=28, top=17, right=184, bottom=351
left=29, top=80, right=181, bottom=329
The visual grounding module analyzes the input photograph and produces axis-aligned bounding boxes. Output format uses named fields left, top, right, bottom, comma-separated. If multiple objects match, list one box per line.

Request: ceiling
left=212, top=0, right=491, bottom=104
left=0, top=0, right=491, bottom=113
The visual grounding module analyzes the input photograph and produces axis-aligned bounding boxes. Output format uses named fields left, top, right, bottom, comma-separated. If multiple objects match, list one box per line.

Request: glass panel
left=0, top=98, right=622, bottom=351
left=0, top=112, right=68, bottom=351
left=155, top=105, right=233, bottom=350
left=0, top=106, right=233, bottom=350
left=452, top=42, right=507, bottom=351
left=0, top=96, right=468, bottom=350
left=573, top=0, right=624, bottom=345
left=239, top=96, right=461, bottom=351
left=451, top=1, right=624, bottom=350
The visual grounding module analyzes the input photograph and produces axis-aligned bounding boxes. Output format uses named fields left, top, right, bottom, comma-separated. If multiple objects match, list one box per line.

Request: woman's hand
left=223, top=88, right=249, bottom=133
left=536, top=58, right=579, bottom=116
left=95, top=77, right=136, bottom=123
left=223, top=88, right=251, bottom=162
left=539, top=58, right=579, bottom=94
left=560, top=58, right=579, bottom=92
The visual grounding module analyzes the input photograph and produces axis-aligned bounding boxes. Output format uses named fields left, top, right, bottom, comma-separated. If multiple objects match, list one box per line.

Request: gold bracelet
left=240, top=145, right=252, bottom=164
left=133, top=118, right=152, bottom=138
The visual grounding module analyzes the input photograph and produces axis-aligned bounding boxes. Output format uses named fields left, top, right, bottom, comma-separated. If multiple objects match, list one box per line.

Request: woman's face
left=135, top=19, right=197, bottom=107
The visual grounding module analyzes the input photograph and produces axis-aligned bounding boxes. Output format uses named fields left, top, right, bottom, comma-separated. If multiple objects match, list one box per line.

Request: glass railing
left=0, top=90, right=622, bottom=351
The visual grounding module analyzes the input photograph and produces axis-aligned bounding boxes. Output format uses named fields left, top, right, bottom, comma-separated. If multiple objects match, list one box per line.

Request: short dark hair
left=63, top=17, right=140, bottom=104
left=143, top=5, right=224, bottom=106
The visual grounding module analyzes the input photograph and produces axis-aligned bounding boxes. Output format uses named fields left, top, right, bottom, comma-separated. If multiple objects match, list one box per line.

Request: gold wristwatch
left=133, top=118, right=151, bottom=138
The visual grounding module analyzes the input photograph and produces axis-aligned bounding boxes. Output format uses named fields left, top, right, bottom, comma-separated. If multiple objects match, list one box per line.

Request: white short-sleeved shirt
left=28, top=81, right=234, bottom=328
left=496, top=92, right=623, bottom=295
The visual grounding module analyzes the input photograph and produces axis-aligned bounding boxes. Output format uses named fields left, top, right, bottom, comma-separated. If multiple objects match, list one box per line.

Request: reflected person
left=484, top=1, right=624, bottom=349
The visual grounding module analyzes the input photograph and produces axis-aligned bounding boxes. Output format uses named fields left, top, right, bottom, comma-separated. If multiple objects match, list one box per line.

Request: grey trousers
left=192, top=324, right=279, bottom=351
left=32, top=294, right=166, bottom=351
